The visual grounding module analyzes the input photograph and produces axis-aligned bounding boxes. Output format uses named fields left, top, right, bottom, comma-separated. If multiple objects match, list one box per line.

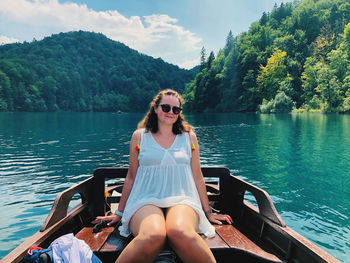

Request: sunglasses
left=160, top=104, right=182, bottom=115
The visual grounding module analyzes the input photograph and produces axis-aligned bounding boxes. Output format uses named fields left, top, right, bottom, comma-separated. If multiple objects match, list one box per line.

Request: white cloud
left=0, top=0, right=202, bottom=68
left=178, top=58, right=200, bottom=70
left=0, top=35, right=19, bottom=45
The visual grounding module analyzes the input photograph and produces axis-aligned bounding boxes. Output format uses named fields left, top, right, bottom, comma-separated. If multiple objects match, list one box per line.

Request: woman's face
left=154, top=95, right=181, bottom=125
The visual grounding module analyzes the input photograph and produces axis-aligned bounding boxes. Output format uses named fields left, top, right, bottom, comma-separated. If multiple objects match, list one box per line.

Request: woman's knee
left=166, top=205, right=199, bottom=245
left=137, top=225, right=167, bottom=249
left=141, top=228, right=167, bottom=244
left=166, top=224, right=197, bottom=246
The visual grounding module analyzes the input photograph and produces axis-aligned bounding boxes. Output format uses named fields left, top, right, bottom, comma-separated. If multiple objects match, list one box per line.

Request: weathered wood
left=205, top=232, right=229, bottom=249
left=215, top=225, right=282, bottom=263
left=278, top=225, right=340, bottom=263
left=241, top=200, right=341, bottom=263
left=75, top=227, right=114, bottom=251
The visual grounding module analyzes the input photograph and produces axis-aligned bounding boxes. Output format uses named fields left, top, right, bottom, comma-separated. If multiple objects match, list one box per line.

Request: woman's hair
left=138, top=89, right=191, bottom=134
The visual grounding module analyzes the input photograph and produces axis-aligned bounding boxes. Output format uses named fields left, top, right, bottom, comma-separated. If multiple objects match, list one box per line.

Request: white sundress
left=118, top=129, right=215, bottom=238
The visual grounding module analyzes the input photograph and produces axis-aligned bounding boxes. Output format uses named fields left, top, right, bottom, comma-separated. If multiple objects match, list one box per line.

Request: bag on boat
left=50, top=233, right=101, bottom=263
left=23, top=247, right=53, bottom=263
left=23, top=234, right=101, bottom=263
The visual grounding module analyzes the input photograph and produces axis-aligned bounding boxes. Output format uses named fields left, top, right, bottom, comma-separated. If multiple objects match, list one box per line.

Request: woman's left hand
left=91, top=214, right=121, bottom=226
left=207, top=212, right=233, bottom=225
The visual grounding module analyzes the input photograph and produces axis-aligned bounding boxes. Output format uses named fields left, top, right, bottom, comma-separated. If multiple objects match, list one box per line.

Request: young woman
left=95, top=89, right=232, bottom=263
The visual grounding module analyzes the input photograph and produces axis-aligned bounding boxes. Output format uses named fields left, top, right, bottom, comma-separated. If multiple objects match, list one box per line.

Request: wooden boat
left=1, top=167, right=340, bottom=263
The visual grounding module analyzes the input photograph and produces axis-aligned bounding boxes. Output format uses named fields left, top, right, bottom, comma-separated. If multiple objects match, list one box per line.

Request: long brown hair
left=138, top=89, right=191, bottom=134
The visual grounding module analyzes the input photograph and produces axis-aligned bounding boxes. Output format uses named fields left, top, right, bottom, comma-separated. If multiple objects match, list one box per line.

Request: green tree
left=260, top=12, right=268, bottom=26
left=257, top=48, right=288, bottom=101
left=207, top=51, right=215, bottom=69
left=224, top=30, right=234, bottom=55
left=259, top=91, right=294, bottom=113
left=240, top=70, right=258, bottom=111
left=200, top=47, right=206, bottom=71
left=344, top=22, right=350, bottom=57
left=301, top=57, right=319, bottom=109
left=315, top=66, right=342, bottom=111
left=312, top=24, right=335, bottom=62
left=328, top=48, right=348, bottom=82
left=342, top=74, right=350, bottom=112
left=0, top=71, right=11, bottom=110
left=41, top=76, right=58, bottom=111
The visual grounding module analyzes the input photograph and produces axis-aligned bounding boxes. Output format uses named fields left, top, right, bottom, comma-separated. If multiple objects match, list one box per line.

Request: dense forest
left=183, top=0, right=350, bottom=113
left=1, top=0, right=349, bottom=114
left=0, top=31, right=196, bottom=112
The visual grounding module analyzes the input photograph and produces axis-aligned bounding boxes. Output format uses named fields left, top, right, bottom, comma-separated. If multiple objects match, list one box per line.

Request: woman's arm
left=117, top=129, right=140, bottom=211
left=190, top=131, right=232, bottom=225
left=95, top=129, right=140, bottom=225
left=190, top=131, right=211, bottom=212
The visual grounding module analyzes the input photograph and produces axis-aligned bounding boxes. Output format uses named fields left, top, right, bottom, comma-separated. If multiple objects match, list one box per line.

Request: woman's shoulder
left=187, top=129, right=196, bottom=138
left=131, top=128, right=145, bottom=140
left=184, top=130, right=197, bottom=144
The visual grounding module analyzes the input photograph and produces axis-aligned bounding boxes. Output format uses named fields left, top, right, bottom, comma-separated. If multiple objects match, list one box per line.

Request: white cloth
left=50, top=233, right=92, bottom=263
left=118, top=129, right=215, bottom=238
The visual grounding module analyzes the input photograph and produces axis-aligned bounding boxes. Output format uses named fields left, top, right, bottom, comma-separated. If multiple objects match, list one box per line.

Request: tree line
left=183, top=0, right=350, bottom=113
left=0, top=31, right=196, bottom=112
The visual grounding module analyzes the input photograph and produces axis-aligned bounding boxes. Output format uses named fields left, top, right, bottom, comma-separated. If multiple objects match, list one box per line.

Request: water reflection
left=0, top=112, right=349, bottom=262
left=187, top=113, right=350, bottom=262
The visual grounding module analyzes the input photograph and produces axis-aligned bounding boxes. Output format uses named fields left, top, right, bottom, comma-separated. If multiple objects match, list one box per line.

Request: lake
left=0, top=112, right=349, bottom=262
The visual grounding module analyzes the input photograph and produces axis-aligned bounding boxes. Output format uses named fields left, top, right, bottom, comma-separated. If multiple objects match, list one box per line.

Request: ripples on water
left=187, top=113, right=350, bottom=262
left=0, top=112, right=135, bottom=257
left=0, top=112, right=349, bottom=262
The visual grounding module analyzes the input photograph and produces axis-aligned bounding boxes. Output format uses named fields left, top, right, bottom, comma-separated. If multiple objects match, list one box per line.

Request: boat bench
left=75, top=224, right=282, bottom=263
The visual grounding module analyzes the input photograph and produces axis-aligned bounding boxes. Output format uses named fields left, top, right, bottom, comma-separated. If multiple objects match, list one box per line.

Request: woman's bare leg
left=165, top=205, right=216, bottom=263
left=116, top=205, right=166, bottom=263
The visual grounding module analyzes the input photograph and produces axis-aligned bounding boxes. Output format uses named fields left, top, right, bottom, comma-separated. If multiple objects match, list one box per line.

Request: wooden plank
left=205, top=233, right=229, bottom=249
left=215, top=225, right=282, bottom=263
left=282, top=226, right=341, bottom=263
left=75, top=227, right=114, bottom=251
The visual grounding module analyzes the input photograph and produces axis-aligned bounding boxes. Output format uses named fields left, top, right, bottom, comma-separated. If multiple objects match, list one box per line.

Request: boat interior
left=2, top=167, right=339, bottom=263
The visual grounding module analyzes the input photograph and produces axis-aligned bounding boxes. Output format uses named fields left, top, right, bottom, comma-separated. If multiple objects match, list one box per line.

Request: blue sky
left=0, top=0, right=291, bottom=68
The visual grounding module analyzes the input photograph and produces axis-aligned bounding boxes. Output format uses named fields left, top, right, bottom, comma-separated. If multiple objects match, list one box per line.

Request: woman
left=96, top=89, right=232, bottom=263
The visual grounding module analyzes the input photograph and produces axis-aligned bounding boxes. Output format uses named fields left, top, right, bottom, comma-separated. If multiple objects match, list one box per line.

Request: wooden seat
left=75, top=227, right=115, bottom=251
left=76, top=224, right=281, bottom=263
left=209, top=225, right=282, bottom=263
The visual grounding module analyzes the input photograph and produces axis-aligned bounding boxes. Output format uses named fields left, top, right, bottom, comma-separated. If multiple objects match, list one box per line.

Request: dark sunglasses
left=160, top=104, right=182, bottom=115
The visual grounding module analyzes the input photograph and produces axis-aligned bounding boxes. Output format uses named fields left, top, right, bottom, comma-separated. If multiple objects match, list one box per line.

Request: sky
left=0, top=0, right=292, bottom=69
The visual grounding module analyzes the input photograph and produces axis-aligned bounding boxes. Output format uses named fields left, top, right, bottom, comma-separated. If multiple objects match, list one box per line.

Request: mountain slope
left=0, top=31, right=196, bottom=112
left=183, top=0, right=350, bottom=113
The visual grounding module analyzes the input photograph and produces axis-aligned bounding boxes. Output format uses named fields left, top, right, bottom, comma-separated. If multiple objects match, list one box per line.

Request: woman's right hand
left=91, top=214, right=121, bottom=226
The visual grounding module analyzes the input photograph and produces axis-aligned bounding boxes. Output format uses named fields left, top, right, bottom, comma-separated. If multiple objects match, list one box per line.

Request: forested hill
left=0, top=31, right=197, bottom=112
left=183, top=0, right=350, bottom=113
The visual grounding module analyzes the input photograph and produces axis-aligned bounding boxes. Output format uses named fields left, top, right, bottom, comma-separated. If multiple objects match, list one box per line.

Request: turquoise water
left=0, top=112, right=349, bottom=262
